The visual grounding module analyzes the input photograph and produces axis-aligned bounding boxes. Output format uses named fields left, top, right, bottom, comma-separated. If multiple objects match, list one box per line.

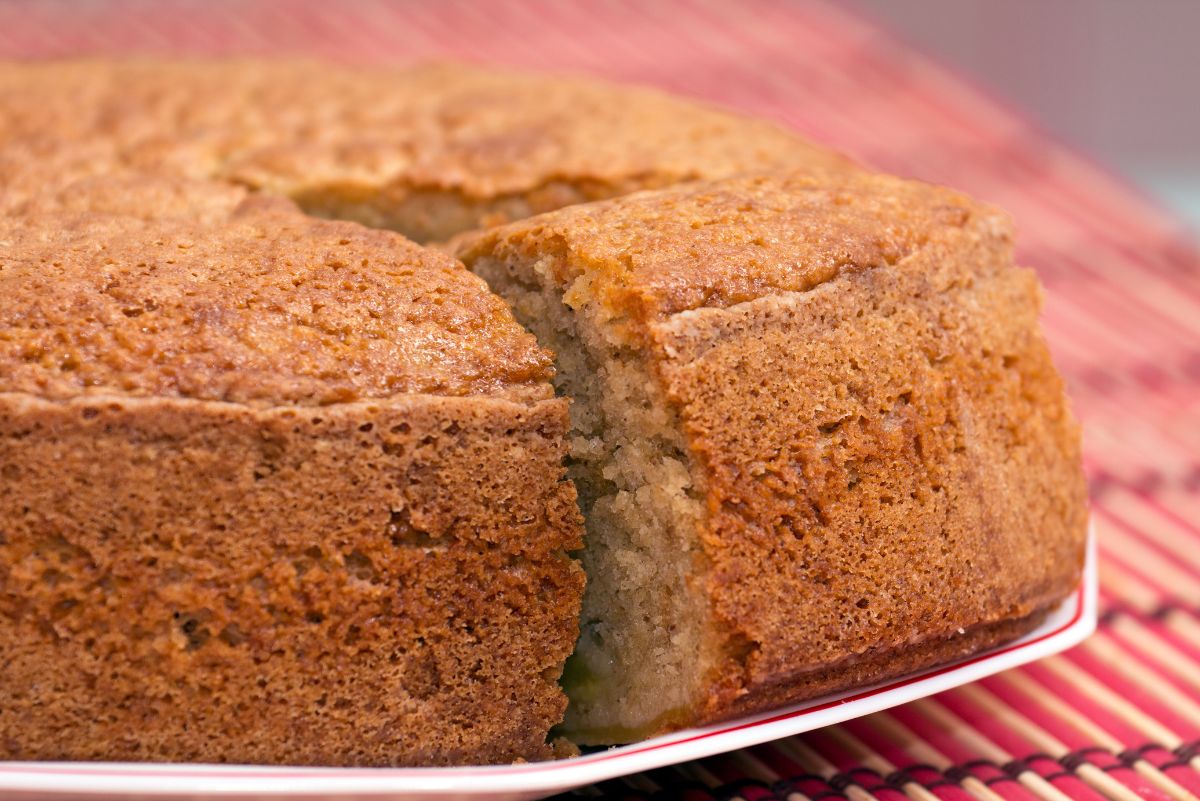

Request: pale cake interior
left=471, top=253, right=713, bottom=743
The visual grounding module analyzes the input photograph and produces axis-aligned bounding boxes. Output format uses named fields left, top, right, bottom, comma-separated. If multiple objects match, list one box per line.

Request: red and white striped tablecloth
left=3, top=2, right=1198, bottom=798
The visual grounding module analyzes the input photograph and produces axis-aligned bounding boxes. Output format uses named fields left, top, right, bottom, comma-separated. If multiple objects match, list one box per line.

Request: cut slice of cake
left=458, top=171, right=1088, bottom=742
left=0, top=176, right=584, bottom=766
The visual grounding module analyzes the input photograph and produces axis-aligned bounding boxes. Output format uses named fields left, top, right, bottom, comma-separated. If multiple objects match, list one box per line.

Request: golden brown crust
left=458, top=172, right=986, bottom=324
left=0, top=391, right=583, bottom=765
left=0, top=175, right=553, bottom=405
left=661, top=236, right=1085, bottom=722
left=0, top=60, right=853, bottom=239
left=459, top=170, right=1088, bottom=731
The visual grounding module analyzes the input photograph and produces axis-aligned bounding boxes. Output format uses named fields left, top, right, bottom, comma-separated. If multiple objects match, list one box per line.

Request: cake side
left=652, top=215, right=1086, bottom=723
left=0, top=391, right=583, bottom=765
left=0, top=60, right=854, bottom=241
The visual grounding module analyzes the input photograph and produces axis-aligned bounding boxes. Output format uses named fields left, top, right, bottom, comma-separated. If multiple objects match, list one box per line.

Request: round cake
left=0, top=60, right=1087, bottom=766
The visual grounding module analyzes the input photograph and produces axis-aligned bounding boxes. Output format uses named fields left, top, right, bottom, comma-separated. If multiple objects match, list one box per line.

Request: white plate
left=0, top=528, right=1097, bottom=801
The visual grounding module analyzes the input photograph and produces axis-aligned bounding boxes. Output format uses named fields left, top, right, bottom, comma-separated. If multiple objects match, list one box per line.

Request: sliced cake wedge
left=458, top=171, right=1088, bottom=743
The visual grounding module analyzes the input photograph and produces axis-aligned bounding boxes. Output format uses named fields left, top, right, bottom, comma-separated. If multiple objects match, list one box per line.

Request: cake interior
left=290, top=181, right=595, bottom=245
left=470, top=253, right=713, bottom=743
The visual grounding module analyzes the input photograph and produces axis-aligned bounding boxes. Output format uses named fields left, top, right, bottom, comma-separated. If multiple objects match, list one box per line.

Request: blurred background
left=860, top=0, right=1200, bottom=228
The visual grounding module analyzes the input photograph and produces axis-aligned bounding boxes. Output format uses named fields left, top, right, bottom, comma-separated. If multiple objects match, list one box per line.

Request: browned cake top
left=0, top=60, right=850, bottom=211
left=460, top=171, right=1008, bottom=323
left=0, top=176, right=552, bottom=405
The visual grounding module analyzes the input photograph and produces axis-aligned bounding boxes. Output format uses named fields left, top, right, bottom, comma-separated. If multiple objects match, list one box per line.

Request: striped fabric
left=3, top=1, right=1198, bottom=799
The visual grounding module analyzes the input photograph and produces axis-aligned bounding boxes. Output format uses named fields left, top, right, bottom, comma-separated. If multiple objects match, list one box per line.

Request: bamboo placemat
left=3, top=1, right=1198, bottom=799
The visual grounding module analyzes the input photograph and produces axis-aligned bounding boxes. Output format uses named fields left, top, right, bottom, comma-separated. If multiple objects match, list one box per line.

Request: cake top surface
left=459, top=171, right=1011, bottom=323
left=0, top=59, right=850, bottom=208
left=0, top=176, right=553, bottom=406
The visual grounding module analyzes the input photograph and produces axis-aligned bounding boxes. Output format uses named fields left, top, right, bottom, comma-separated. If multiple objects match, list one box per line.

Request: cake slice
left=458, top=171, right=1088, bottom=742
left=0, top=176, right=584, bottom=765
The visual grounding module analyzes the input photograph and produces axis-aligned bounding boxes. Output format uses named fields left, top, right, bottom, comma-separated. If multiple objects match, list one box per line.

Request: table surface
left=3, top=1, right=1199, bottom=799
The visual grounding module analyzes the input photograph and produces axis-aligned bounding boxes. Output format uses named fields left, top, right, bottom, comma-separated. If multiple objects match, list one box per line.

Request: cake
left=457, top=171, right=1088, bottom=742
left=0, top=58, right=1086, bottom=765
left=0, top=60, right=852, bottom=240
left=0, top=59, right=852, bottom=765
left=0, top=176, right=584, bottom=765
